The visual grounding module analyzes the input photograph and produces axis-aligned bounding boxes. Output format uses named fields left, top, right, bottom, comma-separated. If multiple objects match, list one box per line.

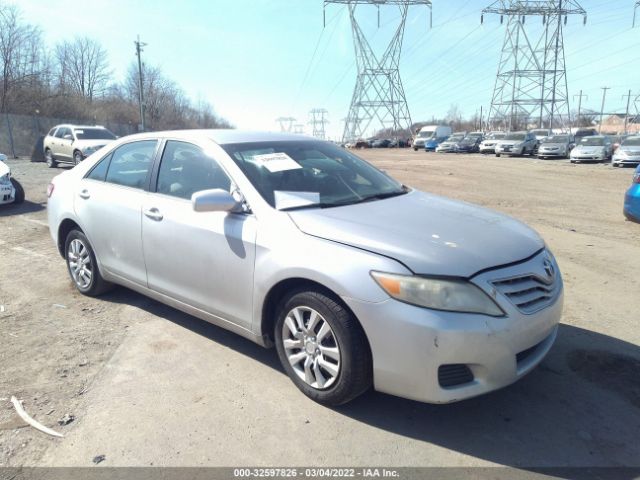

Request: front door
left=141, top=140, right=257, bottom=329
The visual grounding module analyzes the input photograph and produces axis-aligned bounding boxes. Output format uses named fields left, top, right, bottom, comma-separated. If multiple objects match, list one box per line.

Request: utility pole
left=598, top=87, right=610, bottom=134
left=622, top=90, right=634, bottom=134
left=573, top=90, right=588, bottom=127
left=634, top=1, right=640, bottom=27
left=134, top=35, right=147, bottom=132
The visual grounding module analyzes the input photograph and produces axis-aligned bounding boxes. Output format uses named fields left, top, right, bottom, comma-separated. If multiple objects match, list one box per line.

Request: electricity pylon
left=634, top=1, right=640, bottom=27
left=324, top=1, right=432, bottom=143
left=293, top=123, right=305, bottom=134
left=309, top=108, right=329, bottom=139
left=482, top=0, right=587, bottom=131
left=275, top=116, right=296, bottom=132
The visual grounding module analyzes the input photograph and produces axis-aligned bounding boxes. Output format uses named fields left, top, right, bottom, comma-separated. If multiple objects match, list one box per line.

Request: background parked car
left=43, top=124, right=117, bottom=168
left=435, top=132, right=466, bottom=153
left=424, top=136, right=449, bottom=152
left=573, top=128, right=598, bottom=143
left=0, top=153, right=25, bottom=205
left=354, top=139, right=371, bottom=149
left=537, top=135, right=574, bottom=159
left=494, top=131, right=538, bottom=157
left=479, top=132, right=506, bottom=154
left=623, top=165, right=640, bottom=222
left=612, top=136, right=640, bottom=167
left=455, top=132, right=484, bottom=153
left=570, top=135, right=613, bottom=163
left=371, top=138, right=391, bottom=148
left=611, top=134, right=630, bottom=153
left=413, top=125, right=452, bottom=151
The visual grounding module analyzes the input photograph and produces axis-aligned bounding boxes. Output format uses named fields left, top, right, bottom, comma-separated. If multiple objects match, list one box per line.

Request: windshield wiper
left=280, top=187, right=408, bottom=212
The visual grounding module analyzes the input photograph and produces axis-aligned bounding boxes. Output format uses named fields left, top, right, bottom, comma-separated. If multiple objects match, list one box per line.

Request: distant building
left=598, top=114, right=640, bottom=135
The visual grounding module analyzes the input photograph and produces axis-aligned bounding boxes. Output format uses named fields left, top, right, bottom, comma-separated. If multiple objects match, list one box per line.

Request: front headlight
left=371, top=271, right=505, bottom=316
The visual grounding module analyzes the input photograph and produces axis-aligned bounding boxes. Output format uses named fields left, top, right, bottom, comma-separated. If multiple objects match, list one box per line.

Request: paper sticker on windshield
left=274, top=191, right=320, bottom=210
left=253, top=152, right=302, bottom=173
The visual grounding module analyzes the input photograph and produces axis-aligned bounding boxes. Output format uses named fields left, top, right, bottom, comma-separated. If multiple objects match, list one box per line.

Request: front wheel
left=10, top=178, right=24, bottom=204
left=274, top=290, right=372, bottom=406
left=64, top=229, right=113, bottom=296
left=73, top=150, right=83, bottom=165
left=495, top=153, right=501, bottom=157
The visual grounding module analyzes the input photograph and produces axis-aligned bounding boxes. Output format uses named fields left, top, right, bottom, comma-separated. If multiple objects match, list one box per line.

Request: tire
left=64, top=229, right=113, bottom=296
left=10, top=178, right=24, bottom=204
left=73, top=150, right=83, bottom=166
left=413, top=147, right=418, bottom=151
left=45, top=149, right=57, bottom=168
left=495, top=153, right=501, bottom=157
left=274, top=290, right=372, bottom=406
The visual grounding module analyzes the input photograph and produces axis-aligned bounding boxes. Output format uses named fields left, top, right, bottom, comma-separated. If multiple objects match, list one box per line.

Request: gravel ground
left=0, top=150, right=638, bottom=468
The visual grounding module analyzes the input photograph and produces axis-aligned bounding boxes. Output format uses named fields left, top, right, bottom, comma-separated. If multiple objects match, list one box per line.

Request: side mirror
left=192, top=188, right=242, bottom=213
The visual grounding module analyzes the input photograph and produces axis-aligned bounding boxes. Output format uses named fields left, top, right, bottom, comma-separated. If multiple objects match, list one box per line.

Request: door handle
left=143, top=207, right=163, bottom=221
left=78, top=189, right=90, bottom=199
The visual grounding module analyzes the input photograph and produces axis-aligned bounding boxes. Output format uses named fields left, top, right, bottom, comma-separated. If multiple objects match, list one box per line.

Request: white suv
left=43, top=124, right=117, bottom=168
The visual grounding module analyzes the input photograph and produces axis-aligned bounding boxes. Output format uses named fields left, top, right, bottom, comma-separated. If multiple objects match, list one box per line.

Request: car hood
left=73, top=139, right=114, bottom=150
left=0, top=160, right=9, bottom=177
left=288, top=190, right=544, bottom=277
left=540, top=143, right=566, bottom=148
left=620, top=146, right=640, bottom=154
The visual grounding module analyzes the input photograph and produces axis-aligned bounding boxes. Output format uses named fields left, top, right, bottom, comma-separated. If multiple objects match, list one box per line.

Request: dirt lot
left=0, top=150, right=639, bottom=469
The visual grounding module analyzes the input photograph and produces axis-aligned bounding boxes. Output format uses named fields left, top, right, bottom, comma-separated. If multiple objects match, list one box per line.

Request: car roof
left=53, top=124, right=107, bottom=129
left=121, top=129, right=318, bottom=145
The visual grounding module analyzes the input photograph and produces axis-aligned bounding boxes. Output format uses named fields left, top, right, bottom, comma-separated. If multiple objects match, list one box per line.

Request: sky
left=16, top=0, right=640, bottom=139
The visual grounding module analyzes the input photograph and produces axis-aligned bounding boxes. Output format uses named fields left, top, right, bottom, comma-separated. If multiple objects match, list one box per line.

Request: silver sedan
left=47, top=131, right=563, bottom=406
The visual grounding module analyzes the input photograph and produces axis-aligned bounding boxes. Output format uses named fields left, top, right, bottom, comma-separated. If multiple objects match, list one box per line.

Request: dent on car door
left=141, top=140, right=257, bottom=330
left=74, top=140, right=158, bottom=285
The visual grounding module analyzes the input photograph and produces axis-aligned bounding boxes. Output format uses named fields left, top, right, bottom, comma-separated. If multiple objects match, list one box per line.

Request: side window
left=86, top=153, right=113, bottom=181
left=156, top=141, right=231, bottom=200
left=105, top=140, right=157, bottom=189
left=54, top=128, right=66, bottom=138
left=48, top=127, right=57, bottom=137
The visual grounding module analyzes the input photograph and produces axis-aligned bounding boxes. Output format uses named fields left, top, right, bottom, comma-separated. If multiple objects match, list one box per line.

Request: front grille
left=438, top=364, right=474, bottom=388
left=492, top=273, right=558, bottom=314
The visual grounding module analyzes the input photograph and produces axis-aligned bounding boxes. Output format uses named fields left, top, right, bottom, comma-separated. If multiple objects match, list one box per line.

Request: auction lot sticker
left=253, top=152, right=302, bottom=173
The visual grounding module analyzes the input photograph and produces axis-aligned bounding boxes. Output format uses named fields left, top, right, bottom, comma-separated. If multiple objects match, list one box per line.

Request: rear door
left=141, top=139, right=257, bottom=329
left=74, top=139, right=159, bottom=285
left=57, top=127, right=73, bottom=160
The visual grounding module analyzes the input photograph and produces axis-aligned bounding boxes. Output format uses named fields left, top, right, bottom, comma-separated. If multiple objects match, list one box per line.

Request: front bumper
left=538, top=149, right=566, bottom=158
left=0, top=182, right=15, bottom=205
left=479, top=145, right=496, bottom=153
left=495, top=145, right=521, bottom=155
left=613, top=155, right=640, bottom=166
left=342, top=252, right=563, bottom=404
left=571, top=153, right=606, bottom=162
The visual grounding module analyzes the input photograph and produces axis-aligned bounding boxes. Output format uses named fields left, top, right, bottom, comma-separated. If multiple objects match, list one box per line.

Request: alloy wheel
left=282, top=306, right=341, bottom=390
left=67, top=239, right=93, bottom=289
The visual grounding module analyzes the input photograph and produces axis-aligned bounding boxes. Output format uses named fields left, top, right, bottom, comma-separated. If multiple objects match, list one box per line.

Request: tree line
left=0, top=2, right=231, bottom=130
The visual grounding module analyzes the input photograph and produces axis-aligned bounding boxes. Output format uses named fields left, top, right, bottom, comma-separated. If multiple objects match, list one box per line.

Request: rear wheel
left=45, top=149, right=57, bottom=168
left=73, top=150, right=83, bottom=165
left=495, top=153, right=501, bottom=157
left=64, top=229, right=113, bottom=296
left=274, top=290, right=372, bottom=406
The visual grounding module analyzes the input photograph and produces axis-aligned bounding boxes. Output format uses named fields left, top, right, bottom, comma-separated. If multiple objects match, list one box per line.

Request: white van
left=413, top=125, right=453, bottom=150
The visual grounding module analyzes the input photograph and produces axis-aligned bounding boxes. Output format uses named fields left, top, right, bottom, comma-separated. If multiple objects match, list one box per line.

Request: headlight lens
left=371, top=271, right=505, bottom=316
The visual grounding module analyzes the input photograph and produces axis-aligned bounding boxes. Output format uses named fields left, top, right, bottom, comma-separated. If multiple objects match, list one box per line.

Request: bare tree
left=55, top=36, right=111, bottom=101
left=0, top=4, right=46, bottom=112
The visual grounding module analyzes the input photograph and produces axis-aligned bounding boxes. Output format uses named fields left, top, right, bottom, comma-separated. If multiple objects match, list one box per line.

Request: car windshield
left=447, top=135, right=465, bottom=142
left=221, top=140, right=407, bottom=211
left=545, top=136, right=569, bottom=143
left=418, top=131, right=434, bottom=138
left=580, top=137, right=605, bottom=146
left=504, top=133, right=526, bottom=141
left=74, top=128, right=116, bottom=140
left=460, top=137, right=477, bottom=144
left=622, top=137, right=640, bottom=146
